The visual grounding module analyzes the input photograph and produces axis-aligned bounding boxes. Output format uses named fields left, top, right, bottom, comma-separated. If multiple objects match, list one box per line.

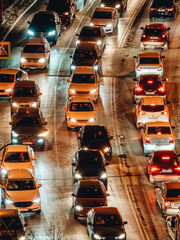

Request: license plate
left=150, top=37, right=158, bottom=40
left=158, top=9, right=165, bottom=12
left=23, top=141, right=33, bottom=144
left=162, top=169, right=172, bottom=173
left=146, top=92, right=155, bottom=95
left=149, top=116, right=158, bottom=119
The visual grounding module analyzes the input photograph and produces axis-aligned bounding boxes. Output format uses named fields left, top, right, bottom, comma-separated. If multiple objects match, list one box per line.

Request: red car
left=140, top=23, right=170, bottom=50
left=147, top=150, right=180, bottom=183
left=133, top=74, right=167, bottom=100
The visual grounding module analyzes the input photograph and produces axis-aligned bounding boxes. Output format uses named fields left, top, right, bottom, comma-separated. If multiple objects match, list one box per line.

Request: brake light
left=138, top=110, right=145, bottom=115
left=162, top=34, right=166, bottom=38
left=137, top=66, right=141, bottom=71
left=146, top=136, right=150, bottom=143
left=150, top=104, right=155, bottom=106
left=167, top=7, right=174, bottom=12
left=161, top=111, right=168, bottom=115
left=157, top=132, right=161, bottom=135
left=151, top=166, right=159, bottom=172
left=169, top=137, right=174, bottom=143
left=150, top=7, right=156, bottom=11
left=158, top=66, right=162, bottom=71
left=158, top=86, right=165, bottom=92
left=165, top=201, right=171, bottom=207
left=162, top=156, right=170, bottom=160
left=174, top=167, right=180, bottom=171
left=136, top=86, right=143, bottom=92
left=142, top=34, right=146, bottom=38
left=148, top=80, right=153, bottom=84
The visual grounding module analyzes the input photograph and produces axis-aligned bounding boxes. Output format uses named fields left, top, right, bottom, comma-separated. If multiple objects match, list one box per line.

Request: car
left=72, top=180, right=108, bottom=219
left=11, top=80, right=42, bottom=115
left=140, top=23, right=170, bottom=50
left=64, top=96, right=98, bottom=129
left=133, top=74, right=167, bottom=100
left=141, top=121, right=175, bottom=154
left=87, top=207, right=127, bottom=240
left=72, top=149, right=109, bottom=188
left=90, top=7, right=118, bottom=34
left=0, top=209, right=26, bottom=240
left=100, top=0, right=127, bottom=17
left=147, top=150, right=180, bottom=183
left=155, top=181, right=180, bottom=217
left=1, top=169, right=42, bottom=213
left=0, top=68, right=28, bottom=99
left=46, top=0, right=76, bottom=24
left=10, top=107, right=48, bottom=150
left=166, top=215, right=180, bottom=240
left=67, top=66, right=101, bottom=102
left=78, top=125, right=113, bottom=160
left=149, top=0, right=179, bottom=21
left=134, top=52, right=164, bottom=78
left=70, top=41, right=102, bottom=74
left=76, top=25, right=106, bottom=54
left=27, top=11, right=62, bottom=44
left=135, top=96, right=169, bottom=128
left=0, top=145, right=36, bottom=178
left=20, top=37, right=50, bottom=70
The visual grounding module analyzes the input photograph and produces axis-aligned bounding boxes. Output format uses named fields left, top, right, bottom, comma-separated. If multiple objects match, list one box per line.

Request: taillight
left=158, top=66, right=162, bottom=71
left=151, top=166, right=159, bottom=173
left=167, top=7, right=174, bottom=12
left=162, top=34, right=166, bottom=38
left=161, top=111, right=168, bottom=115
left=169, top=137, right=174, bottom=143
left=150, top=7, right=156, bottom=11
left=148, top=80, right=153, bottom=84
left=158, top=86, right=165, bottom=92
left=164, top=201, right=171, bottom=207
left=138, top=110, right=145, bottom=115
left=157, top=132, right=161, bottom=135
left=146, top=136, right=150, bottom=143
left=135, top=86, right=143, bottom=92
left=174, top=167, right=180, bottom=171
left=142, top=34, right=146, bottom=38
left=137, top=66, right=141, bottom=71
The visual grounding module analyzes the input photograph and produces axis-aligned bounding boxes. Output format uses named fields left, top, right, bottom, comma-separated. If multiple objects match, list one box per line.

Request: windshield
left=140, top=58, right=160, bottom=64
left=0, top=217, right=22, bottom=231
left=14, top=87, right=36, bottom=97
left=152, top=0, right=173, bottom=8
left=145, top=29, right=164, bottom=36
left=141, top=105, right=164, bottom=112
left=0, top=74, right=14, bottom=83
left=80, top=28, right=101, bottom=37
left=94, top=214, right=122, bottom=226
left=7, top=179, right=36, bottom=191
left=16, top=117, right=41, bottom=127
left=77, top=187, right=104, bottom=198
left=74, top=50, right=98, bottom=59
left=4, top=152, right=30, bottom=163
left=148, top=126, right=171, bottom=134
left=70, top=102, right=93, bottom=111
left=167, top=189, right=180, bottom=198
left=78, top=152, right=102, bottom=167
left=47, top=0, right=69, bottom=12
left=72, top=74, right=95, bottom=83
left=23, top=45, right=45, bottom=53
left=32, top=13, right=55, bottom=25
left=93, top=11, right=112, bottom=19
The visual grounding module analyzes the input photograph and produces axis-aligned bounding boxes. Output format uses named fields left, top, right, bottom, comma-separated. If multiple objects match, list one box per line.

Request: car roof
left=93, top=207, right=120, bottom=215
left=35, top=10, right=55, bottom=16
left=6, top=145, right=28, bottom=152
left=0, top=68, right=21, bottom=74
left=15, top=80, right=36, bottom=88
left=69, top=96, right=92, bottom=103
left=76, top=41, right=97, bottom=49
left=94, top=7, right=115, bottom=12
left=147, top=121, right=171, bottom=127
left=8, top=169, right=33, bottom=179
left=78, top=180, right=102, bottom=187
left=0, top=209, right=20, bottom=217
left=16, top=107, right=40, bottom=117
left=141, top=96, right=164, bottom=105
left=83, top=125, right=107, bottom=132
left=146, top=23, right=165, bottom=29
left=26, top=37, right=45, bottom=45
left=73, top=66, right=95, bottom=75
left=164, top=181, right=180, bottom=189
left=139, top=52, right=160, bottom=58
left=81, top=25, right=103, bottom=31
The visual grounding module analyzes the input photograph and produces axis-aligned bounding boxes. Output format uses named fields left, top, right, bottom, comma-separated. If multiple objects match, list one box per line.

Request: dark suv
left=10, top=107, right=48, bottom=150
left=149, top=0, right=179, bottom=21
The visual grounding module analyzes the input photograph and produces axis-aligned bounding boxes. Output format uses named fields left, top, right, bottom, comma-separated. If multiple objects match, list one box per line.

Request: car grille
left=101, top=237, right=119, bottom=239
left=77, top=120, right=88, bottom=123
left=19, top=104, right=31, bottom=107
left=0, top=90, right=5, bottom=92
left=26, top=58, right=39, bottom=63
left=14, top=201, right=33, bottom=207
left=76, top=91, right=89, bottom=94
left=36, top=32, right=48, bottom=37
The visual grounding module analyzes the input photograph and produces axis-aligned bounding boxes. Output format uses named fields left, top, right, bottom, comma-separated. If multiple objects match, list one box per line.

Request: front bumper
left=6, top=202, right=41, bottom=212
left=165, top=207, right=180, bottom=216
left=143, top=143, right=175, bottom=153
left=0, top=91, right=12, bottom=98
left=11, top=136, right=45, bottom=146
left=20, top=61, right=47, bottom=69
left=67, top=119, right=96, bottom=129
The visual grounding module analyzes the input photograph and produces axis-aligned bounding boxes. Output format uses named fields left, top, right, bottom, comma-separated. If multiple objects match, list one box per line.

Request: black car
left=70, top=41, right=102, bottom=74
left=87, top=207, right=127, bottom=240
left=27, top=11, right=62, bottom=44
left=11, top=80, right=42, bottom=114
left=9, top=107, right=48, bottom=150
left=149, top=0, right=179, bottom=21
left=72, top=149, right=109, bottom=188
left=78, top=125, right=113, bottom=160
left=100, top=0, right=127, bottom=16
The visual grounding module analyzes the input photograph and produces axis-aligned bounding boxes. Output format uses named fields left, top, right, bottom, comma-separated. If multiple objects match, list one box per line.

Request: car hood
left=0, top=82, right=14, bottom=90
left=91, top=19, right=113, bottom=25
left=67, top=111, right=96, bottom=120
left=28, top=25, right=55, bottom=33
left=72, top=59, right=98, bottom=66
left=75, top=198, right=106, bottom=207
left=12, top=96, right=38, bottom=103
left=69, top=83, right=98, bottom=91
left=12, top=127, right=44, bottom=136
left=76, top=167, right=106, bottom=176
left=2, top=162, right=33, bottom=171
left=6, top=189, right=40, bottom=202
left=93, top=226, right=124, bottom=237
left=21, top=52, right=46, bottom=58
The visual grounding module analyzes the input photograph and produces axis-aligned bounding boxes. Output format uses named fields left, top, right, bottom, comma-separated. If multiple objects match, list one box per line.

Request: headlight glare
left=106, top=23, right=112, bottom=28
left=104, top=147, right=110, bottom=153
left=97, top=40, right=102, bottom=45
left=70, top=89, right=75, bottom=94
left=5, top=199, right=13, bottom=205
left=100, top=3, right=105, bottom=7
left=116, top=4, right=120, bottom=8
left=32, top=102, right=37, bottom=107
left=89, top=117, right=95, bottom=122
left=75, top=205, right=83, bottom=211
left=12, top=102, right=18, bottom=107
left=94, top=234, right=101, bottom=239
left=74, top=173, right=82, bottom=179
left=90, top=89, right=97, bottom=94
left=119, top=233, right=126, bottom=239
left=48, top=30, right=56, bottom=36
left=64, top=11, right=69, bottom=15
left=94, top=65, right=98, bottom=71
left=38, top=58, right=45, bottom=63
left=12, top=131, right=19, bottom=137
left=27, top=30, right=34, bottom=36
left=33, top=197, right=40, bottom=203
left=69, top=118, right=76, bottom=123
left=1, top=168, right=7, bottom=176
left=20, top=57, right=26, bottom=63
left=5, top=88, right=12, bottom=92
left=71, top=65, right=76, bottom=70
left=19, top=236, right=25, bottom=240
left=90, top=22, right=94, bottom=26
left=100, top=173, right=107, bottom=179
left=38, top=131, right=49, bottom=137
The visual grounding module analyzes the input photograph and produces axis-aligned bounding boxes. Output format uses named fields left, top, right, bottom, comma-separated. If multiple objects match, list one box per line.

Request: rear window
left=166, top=189, right=180, bottom=198
left=77, top=187, right=104, bottom=198
left=80, top=28, right=101, bottom=37
left=144, top=29, right=164, bottom=36
left=92, top=11, right=112, bottom=19
left=152, top=0, right=173, bottom=8
left=72, top=74, right=95, bottom=83
left=23, top=45, right=45, bottom=53
left=70, top=102, right=93, bottom=111
left=147, top=126, right=171, bottom=134
left=141, top=105, right=164, bottom=112
left=140, top=57, right=159, bottom=64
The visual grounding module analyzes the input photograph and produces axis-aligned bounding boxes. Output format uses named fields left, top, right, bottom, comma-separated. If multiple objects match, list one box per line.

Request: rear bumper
left=144, top=143, right=175, bottom=153
left=141, top=41, right=167, bottom=48
left=149, top=12, right=175, bottom=19
left=152, top=174, right=180, bottom=182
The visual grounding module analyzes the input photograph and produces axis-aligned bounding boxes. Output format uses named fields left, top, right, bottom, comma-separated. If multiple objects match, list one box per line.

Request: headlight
left=75, top=205, right=83, bottom=211
left=64, top=11, right=69, bottom=15
left=119, top=233, right=126, bottom=239
left=33, top=198, right=40, bottom=203
left=28, top=169, right=33, bottom=174
left=83, top=147, right=88, bottom=150
left=100, top=3, right=105, bottom=7
left=19, top=236, right=25, bottom=240
left=74, top=173, right=83, bottom=179
left=20, top=57, right=26, bottom=63
left=69, top=118, right=76, bottom=123
left=89, top=117, right=95, bottom=122
left=71, top=65, right=76, bottom=70
left=32, top=102, right=37, bottom=107
left=12, top=102, right=18, bottom=107
left=100, top=173, right=107, bottom=179
left=5, top=199, right=13, bottom=205
left=38, top=131, right=49, bottom=137
left=12, top=131, right=19, bottom=137
left=5, top=88, right=12, bottom=92
left=106, top=24, right=112, bottom=28
left=38, top=58, right=45, bottom=63
left=90, top=89, right=97, bottom=94
left=94, top=234, right=101, bottom=240
left=1, top=168, right=7, bottom=176
left=12, top=139, right=18, bottom=143
left=27, top=30, right=34, bottom=36
left=116, top=4, right=120, bottom=8
left=97, top=40, right=102, bottom=45
left=70, top=89, right=76, bottom=94
left=48, top=30, right=56, bottom=36
left=103, top=147, right=110, bottom=153
left=90, top=22, right=94, bottom=26
left=76, top=40, right=80, bottom=44
left=94, top=65, right=98, bottom=71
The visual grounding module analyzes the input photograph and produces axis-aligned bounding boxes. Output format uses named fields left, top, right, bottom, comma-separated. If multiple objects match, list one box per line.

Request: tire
left=74, top=213, right=78, bottom=219
left=149, top=174, right=154, bottom=183
left=36, top=209, right=41, bottom=214
left=39, top=143, right=45, bottom=151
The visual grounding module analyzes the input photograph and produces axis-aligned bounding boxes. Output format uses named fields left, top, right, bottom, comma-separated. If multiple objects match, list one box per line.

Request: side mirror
left=47, top=50, right=50, bottom=53
left=38, top=92, right=42, bottom=96
left=109, top=136, right=115, bottom=140
left=132, top=101, right=136, bottom=104
left=72, top=193, right=75, bottom=197
left=88, top=222, right=92, bottom=226
left=0, top=185, right=5, bottom=189
left=72, top=163, right=75, bottom=166
left=72, top=3, right=75, bottom=6
left=95, top=108, right=99, bottom=111
left=76, top=33, right=79, bottom=36
left=145, top=154, right=150, bottom=157
left=161, top=56, right=165, bottom=59
left=166, top=101, right=170, bottom=104
left=133, top=78, right=137, bottom=81
left=38, top=184, right=42, bottom=188
left=155, top=185, right=159, bottom=189
left=19, top=49, right=22, bottom=53
left=140, top=27, right=144, bottom=30
left=32, top=157, right=36, bottom=160
left=27, top=21, right=31, bottom=24
left=139, top=126, right=144, bottom=129
left=89, top=15, right=92, bottom=18
left=166, top=217, right=171, bottom=222
left=64, top=107, right=67, bottom=111
left=42, top=121, right=47, bottom=125
left=77, top=136, right=80, bottom=139
left=106, top=193, right=110, bottom=197
left=163, top=78, right=166, bottom=82
left=124, top=221, right=128, bottom=225
left=97, top=79, right=101, bottom=83
left=67, top=79, right=70, bottom=82
left=167, top=27, right=170, bottom=30
left=177, top=154, right=180, bottom=157
left=0, top=157, right=2, bottom=161
left=133, top=56, right=137, bottom=59
left=9, top=122, right=13, bottom=125
left=105, top=162, right=109, bottom=166
left=171, top=126, right=175, bottom=129
left=99, top=56, right=102, bottom=59
left=57, top=22, right=61, bottom=25
left=70, top=56, right=72, bottom=58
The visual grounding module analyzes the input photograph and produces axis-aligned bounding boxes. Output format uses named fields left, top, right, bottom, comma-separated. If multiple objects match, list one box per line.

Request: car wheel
left=149, top=174, right=154, bottom=183
left=74, top=213, right=78, bottom=219
left=39, top=143, right=45, bottom=151
left=36, top=209, right=41, bottom=214
left=163, top=43, right=168, bottom=51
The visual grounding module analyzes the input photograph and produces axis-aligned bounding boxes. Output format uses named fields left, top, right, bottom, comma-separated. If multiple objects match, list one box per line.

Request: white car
left=141, top=121, right=175, bottom=154
left=0, top=68, right=28, bottom=98
left=20, top=37, right=50, bottom=70
left=135, top=96, right=169, bottom=128
left=1, top=169, right=42, bottom=213
left=134, top=52, right=164, bottom=78
left=0, top=145, right=36, bottom=177
left=90, top=7, right=118, bottom=34
left=67, top=66, right=101, bottom=102
left=64, top=96, right=98, bottom=129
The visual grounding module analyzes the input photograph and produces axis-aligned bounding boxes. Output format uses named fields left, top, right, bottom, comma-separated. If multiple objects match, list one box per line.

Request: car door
left=54, top=13, right=61, bottom=36
left=147, top=153, right=153, bottom=173
left=141, top=124, right=147, bottom=144
left=72, top=152, right=78, bottom=175
left=113, top=10, right=118, bottom=28
left=156, top=184, right=165, bottom=208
